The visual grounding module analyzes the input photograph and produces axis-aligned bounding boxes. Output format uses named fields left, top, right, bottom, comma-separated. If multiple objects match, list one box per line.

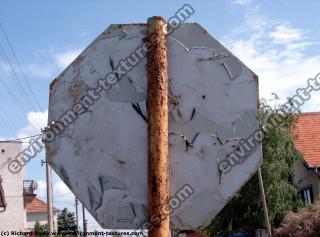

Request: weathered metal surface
left=47, top=23, right=261, bottom=230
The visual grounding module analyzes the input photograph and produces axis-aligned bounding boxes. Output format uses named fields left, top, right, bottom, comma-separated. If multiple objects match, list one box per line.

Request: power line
left=0, top=133, right=42, bottom=142
left=0, top=23, right=46, bottom=131
left=51, top=200, right=74, bottom=203
left=0, top=74, right=29, bottom=114
left=0, top=44, right=34, bottom=109
left=0, top=22, right=43, bottom=113
left=52, top=192, right=73, bottom=198
left=0, top=78, right=44, bottom=138
left=37, top=192, right=73, bottom=199
left=0, top=103, right=19, bottom=131
left=0, top=111, right=16, bottom=136
left=6, top=192, right=73, bottom=198
left=0, top=43, right=43, bottom=123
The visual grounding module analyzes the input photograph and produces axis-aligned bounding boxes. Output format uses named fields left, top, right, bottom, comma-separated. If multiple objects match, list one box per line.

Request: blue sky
left=0, top=0, right=319, bottom=230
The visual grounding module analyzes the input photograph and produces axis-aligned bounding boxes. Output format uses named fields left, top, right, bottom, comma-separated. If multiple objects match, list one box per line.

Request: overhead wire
left=0, top=22, right=43, bottom=113
left=0, top=74, right=29, bottom=114
left=0, top=24, right=74, bottom=214
left=0, top=103, right=19, bottom=131
left=0, top=43, right=43, bottom=124
left=0, top=23, right=46, bottom=130
left=0, top=133, right=42, bottom=142
left=0, top=111, right=16, bottom=136
left=6, top=192, right=73, bottom=198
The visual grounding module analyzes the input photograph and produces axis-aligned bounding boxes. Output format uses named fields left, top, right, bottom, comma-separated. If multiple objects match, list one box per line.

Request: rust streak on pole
left=146, top=16, right=169, bottom=237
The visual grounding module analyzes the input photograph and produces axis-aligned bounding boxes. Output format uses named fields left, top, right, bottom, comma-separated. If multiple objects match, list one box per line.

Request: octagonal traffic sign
left=47, top=22, right=261, bottom=230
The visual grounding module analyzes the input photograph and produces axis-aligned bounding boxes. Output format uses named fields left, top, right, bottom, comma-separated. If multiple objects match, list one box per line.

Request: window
left=300, top=185, right=313, bottom=205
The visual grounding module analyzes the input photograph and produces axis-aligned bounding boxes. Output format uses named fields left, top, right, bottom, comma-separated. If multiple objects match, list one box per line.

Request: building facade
left=25, top=197, right=59, bottom=232
left=293, top=112, right=320, bottom=205
left=0, top=141, right=25, bottom=232
left=0, top=141, right=59, bottom=232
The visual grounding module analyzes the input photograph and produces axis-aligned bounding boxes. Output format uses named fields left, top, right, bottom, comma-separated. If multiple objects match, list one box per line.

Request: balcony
left=23, top=180, right=37, bottom=196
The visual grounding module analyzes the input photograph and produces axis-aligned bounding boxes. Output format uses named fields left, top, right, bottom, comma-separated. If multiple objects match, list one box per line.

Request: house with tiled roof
left=25, top=196, right=59, bottom=231
left=293, top=112, right=320, bottom=205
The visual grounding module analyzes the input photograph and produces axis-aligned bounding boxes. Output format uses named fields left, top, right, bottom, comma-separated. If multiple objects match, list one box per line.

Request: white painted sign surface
left=47, top=23, right=261, bottom=230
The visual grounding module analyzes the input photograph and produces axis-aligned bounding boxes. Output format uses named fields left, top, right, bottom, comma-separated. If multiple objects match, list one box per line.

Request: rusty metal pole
left=146, top=16, right=169, bottom=237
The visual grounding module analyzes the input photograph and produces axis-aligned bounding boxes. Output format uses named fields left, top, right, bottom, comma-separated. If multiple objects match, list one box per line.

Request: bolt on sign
left=47, top=23, right=261, bottom=230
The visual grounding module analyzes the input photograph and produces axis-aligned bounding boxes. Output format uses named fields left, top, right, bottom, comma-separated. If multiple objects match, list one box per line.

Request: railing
left=23, top=180, right=36, bottom=196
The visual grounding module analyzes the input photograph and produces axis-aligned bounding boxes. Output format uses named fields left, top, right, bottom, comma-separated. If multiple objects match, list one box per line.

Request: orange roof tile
left=293, top=112, right=320, bottom=167
left=26, top=197, right=59, bottom=213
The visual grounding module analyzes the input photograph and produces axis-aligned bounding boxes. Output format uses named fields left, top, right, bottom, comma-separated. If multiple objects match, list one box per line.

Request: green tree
left=207, top=99, right=304, bottom=236
left=34, top=221, right=47, bottom=237
left=57, top=208, right=77, bottom=235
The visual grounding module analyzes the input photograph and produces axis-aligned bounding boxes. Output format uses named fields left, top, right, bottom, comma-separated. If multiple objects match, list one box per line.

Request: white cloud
left=222, top=8, right=320, bottom=111
left=17, top=48, right=57, bottom=80
left=233, top=0, right=253, bottom=5
left=34, top=180, right=47, bottom=198
left=35, top=179, right=74, bottom=203
left=24, top=64, right=55, bottom=79
left=269, top=24, right=303, bottom=44
left=17, top=110, right=47, bottom=138
left=53, top=49, right=82, bottom=69
left=53, top=181, right=74, bottom=203
left=19, top=47, right=83, bottom=80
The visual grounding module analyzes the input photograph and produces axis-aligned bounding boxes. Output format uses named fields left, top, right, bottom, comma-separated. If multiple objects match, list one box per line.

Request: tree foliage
left=57, top=208, right=77, bottom=235
left=207, top=99, right=304, bottom=236
left=34, top=221, right=47, bottom=237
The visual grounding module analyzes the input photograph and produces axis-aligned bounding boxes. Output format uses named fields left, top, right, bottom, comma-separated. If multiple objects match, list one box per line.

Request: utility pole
left=258, top=167, right=272, bottom=237
left=146, top=16, right=169, bottom=237
left=75, top=198, right=79, bottom=236
left=46, top=158, right=53, bottom=237
left=82, top=204, right=87, bottom=236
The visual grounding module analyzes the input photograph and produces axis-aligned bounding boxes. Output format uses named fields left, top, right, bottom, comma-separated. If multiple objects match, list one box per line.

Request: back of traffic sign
left=47, top=22, right=261, bottom=230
